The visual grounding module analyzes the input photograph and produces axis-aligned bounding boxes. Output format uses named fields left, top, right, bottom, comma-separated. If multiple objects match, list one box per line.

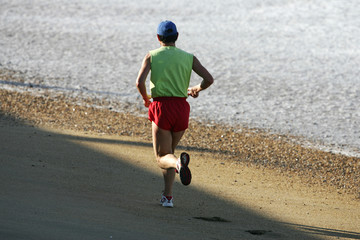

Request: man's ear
left=157, top=34, right=161, bottom=42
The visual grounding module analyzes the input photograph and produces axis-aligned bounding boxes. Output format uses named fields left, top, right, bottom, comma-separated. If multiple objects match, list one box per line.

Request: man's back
left=150, top=46, right=193, bottom=98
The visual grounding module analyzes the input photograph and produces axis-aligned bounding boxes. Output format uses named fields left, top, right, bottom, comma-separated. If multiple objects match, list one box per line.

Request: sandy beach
left=1, top=1, right=360, bottom=238
left=1, top=89, right=360, bottom=239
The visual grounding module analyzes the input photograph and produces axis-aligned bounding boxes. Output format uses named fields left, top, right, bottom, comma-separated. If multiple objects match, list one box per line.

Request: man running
left=136, top=20, right=214, bottom=207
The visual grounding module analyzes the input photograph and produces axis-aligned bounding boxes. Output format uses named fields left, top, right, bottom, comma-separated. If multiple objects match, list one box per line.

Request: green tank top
left=149, top=46, right=193, bottom=98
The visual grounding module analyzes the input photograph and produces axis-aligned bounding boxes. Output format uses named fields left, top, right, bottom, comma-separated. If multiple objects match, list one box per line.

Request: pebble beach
left=1, top=1, right=360, bottom=197
left=1, top=88, right=359, bottom=198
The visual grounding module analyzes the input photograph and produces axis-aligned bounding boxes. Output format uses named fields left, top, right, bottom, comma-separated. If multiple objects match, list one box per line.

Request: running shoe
left=160, top=195, right=174, bottom=207
left=178, top=152, right=191, bottom=186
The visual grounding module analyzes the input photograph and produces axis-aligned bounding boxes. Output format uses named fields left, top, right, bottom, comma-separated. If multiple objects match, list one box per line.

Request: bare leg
left=152, top=122, right=185, bottom=197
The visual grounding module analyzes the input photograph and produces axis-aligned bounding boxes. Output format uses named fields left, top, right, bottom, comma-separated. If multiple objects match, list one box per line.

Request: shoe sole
left=162, top=202, right=174, bottom=207
left=179, top=152, right=191, bottom=185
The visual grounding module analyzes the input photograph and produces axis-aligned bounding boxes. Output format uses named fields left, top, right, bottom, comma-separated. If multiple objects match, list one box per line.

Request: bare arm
left=188, top=56, right=214, bottom=98
left=136, top=53, right=151, bottom=107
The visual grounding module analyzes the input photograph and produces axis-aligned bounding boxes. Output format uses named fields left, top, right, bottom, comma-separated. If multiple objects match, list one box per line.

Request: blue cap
left=157, top=20, right=178, bottom=37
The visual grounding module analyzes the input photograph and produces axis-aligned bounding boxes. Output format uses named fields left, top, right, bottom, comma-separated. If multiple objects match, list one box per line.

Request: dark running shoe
left=178, top=152, right=191, bottom=185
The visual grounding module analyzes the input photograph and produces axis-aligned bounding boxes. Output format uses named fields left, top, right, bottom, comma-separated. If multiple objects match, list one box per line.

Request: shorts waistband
left=153, top=97, right=187, bottom=102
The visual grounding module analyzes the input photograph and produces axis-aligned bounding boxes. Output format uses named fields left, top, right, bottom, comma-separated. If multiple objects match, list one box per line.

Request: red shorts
left=148, top=97, right=190, bottom=132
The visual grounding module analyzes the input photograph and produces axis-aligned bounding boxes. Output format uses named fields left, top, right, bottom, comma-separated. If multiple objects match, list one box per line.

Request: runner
left=136, top=20, right=214, bottom=207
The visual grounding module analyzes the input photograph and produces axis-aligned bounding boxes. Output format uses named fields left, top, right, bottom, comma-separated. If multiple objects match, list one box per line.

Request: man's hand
left=143, top=98, right=151, bottom=107
left=187, top=86, right=201, bottom=98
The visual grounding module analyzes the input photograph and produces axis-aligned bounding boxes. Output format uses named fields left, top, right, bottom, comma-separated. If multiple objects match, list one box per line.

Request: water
left=1, top=0, right=360, bottom=156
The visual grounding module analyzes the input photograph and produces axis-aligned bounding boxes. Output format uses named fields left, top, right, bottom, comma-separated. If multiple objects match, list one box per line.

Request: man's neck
left=160, top=42, right=176, bottom=47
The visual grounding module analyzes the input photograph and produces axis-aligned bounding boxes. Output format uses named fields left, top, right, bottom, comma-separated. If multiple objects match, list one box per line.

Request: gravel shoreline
left=1, top=88, right=359, bottom=198
left=2, top=0, right=360, bottom=157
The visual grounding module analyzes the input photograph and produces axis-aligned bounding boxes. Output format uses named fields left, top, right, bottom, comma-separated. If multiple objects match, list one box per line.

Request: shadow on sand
left=1, top=113, right=358, bottom=240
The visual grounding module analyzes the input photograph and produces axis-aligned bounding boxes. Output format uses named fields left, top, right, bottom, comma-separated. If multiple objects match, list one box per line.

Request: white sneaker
left=160, top=195, right=174, bottom=208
